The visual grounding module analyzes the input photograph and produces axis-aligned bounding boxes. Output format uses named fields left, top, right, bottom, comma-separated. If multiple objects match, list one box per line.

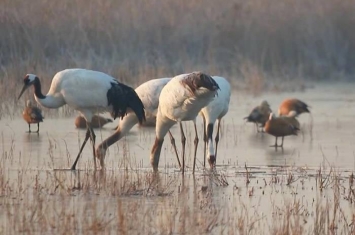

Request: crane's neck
left=33, top=78, right=65, bottom=109
left=33, top=78, right=46, bottom=99
left=206, top=123, right=215, bottom=157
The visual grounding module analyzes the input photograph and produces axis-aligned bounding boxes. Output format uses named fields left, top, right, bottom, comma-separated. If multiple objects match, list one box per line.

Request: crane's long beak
left=18, top=84, right=29, bottom=100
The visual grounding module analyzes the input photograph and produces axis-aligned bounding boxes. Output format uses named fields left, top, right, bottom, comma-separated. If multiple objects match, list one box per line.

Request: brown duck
left=278, top=98, right=310, bottom=117
left=22, top=100, right=44, bottom=133
left=265, top=113, right=299, bottom=148
left=280, top=111, right=300, bottom=129
left=244, top=100, right=272, bottom=132
left=75, top=115, right=113, bottom=129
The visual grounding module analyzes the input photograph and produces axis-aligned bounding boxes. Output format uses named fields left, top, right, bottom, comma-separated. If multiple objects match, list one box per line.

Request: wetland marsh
left=1, top=83, right=355, bottom=234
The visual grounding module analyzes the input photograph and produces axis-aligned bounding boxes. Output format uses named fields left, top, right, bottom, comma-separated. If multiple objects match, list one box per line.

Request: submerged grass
left=1, top=134, right=355, bottom=234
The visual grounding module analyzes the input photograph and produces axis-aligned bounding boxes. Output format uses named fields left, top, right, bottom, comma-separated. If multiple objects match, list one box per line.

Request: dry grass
left=0, top=1, right=355, bottom=232
left=1, top=126, right=355, bottom=234
left=0, top=0, right=354, bottom=117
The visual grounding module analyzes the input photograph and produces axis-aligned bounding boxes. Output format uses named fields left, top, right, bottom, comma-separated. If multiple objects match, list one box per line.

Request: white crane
left=95, top=77, right=182, bottom=168
left=150, top=72, right=219, bottom=174
left=18, top=68, right=145, bottom=170
left=199, top=76, right=231, bottom=168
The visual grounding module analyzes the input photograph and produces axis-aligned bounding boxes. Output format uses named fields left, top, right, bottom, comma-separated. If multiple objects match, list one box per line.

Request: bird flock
left=18, top=69, right=310, bottom=174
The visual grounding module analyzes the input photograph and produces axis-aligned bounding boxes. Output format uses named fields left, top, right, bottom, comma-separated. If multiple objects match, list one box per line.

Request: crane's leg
left=36, top=123, right=40, bottom=133
left=168, top=130, right=181, bottom=168
left=192, top=120, right=199, bottom=174
left=214, top=119, right=221, bottom=164
left=28, top=124, right=31, bottom=133
left=202, top=115, right=207, bottom=167
left=71, top=129, right=91, bottom=170
left=179, top=122, right=186, bottom=175
left=88, top=124, right=97, bottom=170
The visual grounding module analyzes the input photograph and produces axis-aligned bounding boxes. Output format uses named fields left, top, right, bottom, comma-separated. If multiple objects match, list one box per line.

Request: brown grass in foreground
left=1, top=137, right=355, bottom=234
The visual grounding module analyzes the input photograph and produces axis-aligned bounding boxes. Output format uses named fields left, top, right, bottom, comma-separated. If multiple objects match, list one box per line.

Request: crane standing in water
left=150, top=72, right=219, bottom=174
left=199, top=76, right=231, bottom=168
left=18, top=68, right=145, bottom=170
left=95, top=77, right=182, bottom=169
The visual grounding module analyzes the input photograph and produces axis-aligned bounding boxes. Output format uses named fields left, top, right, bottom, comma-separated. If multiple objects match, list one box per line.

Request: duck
left=279, top=110, right=300, bottom=129
left=244, top=100, right=272, bottom=132
left=264, top=113, right=299, bottom=148
left=74, top=115, right=113, bottom=129
left=22, top=100, right=44, bottom=133
left=278, top=98, right=310, bottom=117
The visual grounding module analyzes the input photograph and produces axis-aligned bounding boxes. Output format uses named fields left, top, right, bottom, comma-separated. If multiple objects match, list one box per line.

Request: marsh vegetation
left=0, top=0, right=355, bottom=234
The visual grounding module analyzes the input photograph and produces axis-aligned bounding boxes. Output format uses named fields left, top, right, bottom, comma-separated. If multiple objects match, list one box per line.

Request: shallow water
left=1, top=82, right=355, bottom=234
left=2, top=82, right=355, bottom=171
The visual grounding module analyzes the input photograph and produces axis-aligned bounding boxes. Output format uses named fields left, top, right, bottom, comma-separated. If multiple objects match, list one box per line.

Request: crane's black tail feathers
left=107, top=82, right=146, bottom=124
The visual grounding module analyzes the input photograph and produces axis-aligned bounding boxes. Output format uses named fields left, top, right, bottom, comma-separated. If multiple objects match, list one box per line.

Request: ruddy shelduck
left=75, top=115, right=113, bottom=129
left=244, top=100, right=272, bottom=132
left=264, top=113, right=299, bottom=148
left=22, top=100, right=44, bottom=133
left=278, top=98, right=310, bottom=117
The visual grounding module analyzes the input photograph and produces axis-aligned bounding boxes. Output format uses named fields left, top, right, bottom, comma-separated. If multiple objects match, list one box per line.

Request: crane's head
left=18, top=74, right=38, bottom=100
left=183, top=72, right=220, bottom=94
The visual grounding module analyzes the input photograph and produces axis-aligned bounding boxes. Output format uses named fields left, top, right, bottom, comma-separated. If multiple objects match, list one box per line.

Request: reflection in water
left=265, top=147, right=296, bottom=166
left=23, top=132, right=42, bottom=144
left=22, top=133, right=44, bottom=167
left=247, top=132, right=270, bottom=148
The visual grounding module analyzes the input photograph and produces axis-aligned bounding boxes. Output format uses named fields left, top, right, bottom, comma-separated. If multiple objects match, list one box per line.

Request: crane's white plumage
left=95, top=77, right=179, bottom=168
left=199, top=76, right=231, bottom=167
left=135, top=77, right=172, bottom=124
left=150, top=72, right=220, bottom=173
left=18, top=68, right=145, bottom=170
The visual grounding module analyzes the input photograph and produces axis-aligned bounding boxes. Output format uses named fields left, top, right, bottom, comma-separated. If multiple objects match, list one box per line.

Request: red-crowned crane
left=95, top=77, right=182, bottom=169
left=18, top=68, right=145, bottom=170
left=22, top=99, right=44, bottom=133
left=199, top=76, right=231, bottom=168
left=150, top=72, right=219, bottom=174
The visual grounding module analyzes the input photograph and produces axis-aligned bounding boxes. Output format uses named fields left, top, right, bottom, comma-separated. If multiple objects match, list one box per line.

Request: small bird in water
left=75, top=115, right=113, bottom=129
left=278, top=98, right=310, bottom=117
left=244, top=100, right=272, bottom=132
left=264, top=113, right=299, bottom=148
left=22, top=100, right=44, bottom=133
